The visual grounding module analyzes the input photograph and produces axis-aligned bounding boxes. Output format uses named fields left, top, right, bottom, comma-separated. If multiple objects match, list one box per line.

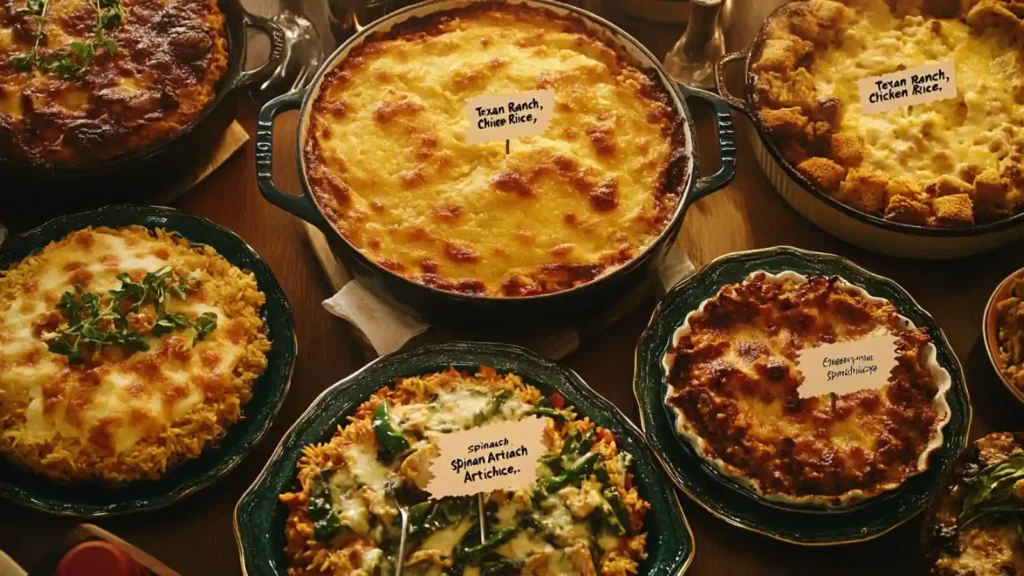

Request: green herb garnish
left=959, top=451, right=1024, bottom=531
left=46, top=266, right=218, bottom=364
left=11, top=0, right=121, bottom=79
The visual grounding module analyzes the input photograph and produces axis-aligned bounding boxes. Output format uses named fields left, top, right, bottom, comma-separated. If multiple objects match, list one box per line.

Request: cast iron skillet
left=255, top=0, right=737, bottom=334
left=713, top=2, right=1024, bottom=240
left=0, top=0, right=286, bottom=207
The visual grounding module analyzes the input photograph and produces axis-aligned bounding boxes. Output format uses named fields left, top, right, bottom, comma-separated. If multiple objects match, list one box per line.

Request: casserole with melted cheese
left=0, top=226, right=270, bottom=482
left=924, top=432, right=1024, bottom=576
left=752, top=0, right=1024, bottom=227
left=303, top=2, right=686, bottom=297
left=0, top=0, right=228, bottom=165
left=663, top=271, right=952, bottom=507
left=279, top=367, right=649, bottom=576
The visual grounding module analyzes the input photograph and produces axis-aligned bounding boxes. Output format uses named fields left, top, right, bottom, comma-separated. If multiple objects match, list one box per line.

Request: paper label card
left=465, top=90, right=554, bottom=145
left=796, top=332, right=899, bottom=399
left=425, top=416, right=546, bottom=499
left=858, top=60, right=957, bottom=114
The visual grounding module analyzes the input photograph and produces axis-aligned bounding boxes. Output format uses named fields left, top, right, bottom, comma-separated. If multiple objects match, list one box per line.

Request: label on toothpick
left=796, top=332, right=899, bottom=398
left=465, top=90, right=554, bottom=145
left=858, top=60, right=957, bottom=114
left=425, top=416, right=546, bottom=499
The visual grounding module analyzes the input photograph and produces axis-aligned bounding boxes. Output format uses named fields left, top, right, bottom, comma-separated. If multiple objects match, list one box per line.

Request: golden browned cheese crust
left=0, top=0, right=228, bottom=165
left=304, top=2, right=686, bottom=297
left=666, top=273, right=945, bottom=505
left=0, top=226, right=269, bottom=483
left=924, top=432, right=1024, bottom=576
left=752, top=0, right=1024, bottom=227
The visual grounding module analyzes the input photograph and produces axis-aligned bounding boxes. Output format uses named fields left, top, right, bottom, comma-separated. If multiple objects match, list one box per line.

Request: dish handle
left=255, top=91, right=331, bottom=232
left=237, top=10, right=288, bottom=89
left=713, top=51, right=750, bottom=114
left=676, top=84, right=737, bottom=203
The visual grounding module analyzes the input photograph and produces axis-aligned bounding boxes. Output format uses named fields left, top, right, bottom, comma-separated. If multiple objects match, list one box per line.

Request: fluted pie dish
left=634, top=246, right=971, bottom=545
left=663, top=270, right=952, bottom=509
left=257, top=0, right=737, bottom=331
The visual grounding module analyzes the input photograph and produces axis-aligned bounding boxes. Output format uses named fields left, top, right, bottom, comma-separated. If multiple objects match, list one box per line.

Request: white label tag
left=858, top=60, right=957, bottom=114
left=425, top=416, right=546, bottom=499
left=795, top=332, right=899, bottom=399
left=465, top=90, right=555, bottom=145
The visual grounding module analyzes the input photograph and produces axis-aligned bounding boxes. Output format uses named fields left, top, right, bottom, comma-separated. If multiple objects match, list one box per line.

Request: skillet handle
left=713, top=51, right=750, bottom=114
left=237, top=11, right=287, bottom=89
left=255, top=91, right=331, bottom=232
left=676, top=85, right=737, bottom=204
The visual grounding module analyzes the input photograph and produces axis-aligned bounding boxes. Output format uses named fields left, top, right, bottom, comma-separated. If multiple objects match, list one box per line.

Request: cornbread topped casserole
left=279, top=367, right=650, bottom=575
left=304, top=2, right=686, bottom=297
left=664, top=272, right=952, bottom=507
left=0, top=226, right=270, bottom=483
left=752, top=0, right=1024, bottom=227
left=924, top=432, right=1024, bottom=576
left=0, top=0, right=228, bottom=165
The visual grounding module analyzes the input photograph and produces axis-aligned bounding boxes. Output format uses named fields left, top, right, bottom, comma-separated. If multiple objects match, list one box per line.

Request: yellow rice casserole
left=0, top=226, right=270, bottom=483
left=752, top=0, right=1024, bottom=227
left=304, top=2, right=687, bottom=297
left=279, top=367, right=650, bottom=576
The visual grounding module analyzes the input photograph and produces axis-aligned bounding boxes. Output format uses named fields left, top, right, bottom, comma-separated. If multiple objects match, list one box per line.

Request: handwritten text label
left=858, top=61, right=957, bottom=114
left=465, top=90, right=554, bottom=145
left=425, top=416, right=546, bottom=499
left=796, top=332, right=899, bottom=398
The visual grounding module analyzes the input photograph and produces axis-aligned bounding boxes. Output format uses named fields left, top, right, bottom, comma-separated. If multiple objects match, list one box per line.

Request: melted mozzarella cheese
left=0, top=228, right=256, bottom=455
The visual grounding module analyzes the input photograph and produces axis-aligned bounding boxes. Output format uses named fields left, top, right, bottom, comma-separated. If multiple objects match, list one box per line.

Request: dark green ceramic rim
left=633, top=246, right=972, bottom=545
left=0, top=204, right=297, bottom=517
left=234, top=341, right=694, bottom=575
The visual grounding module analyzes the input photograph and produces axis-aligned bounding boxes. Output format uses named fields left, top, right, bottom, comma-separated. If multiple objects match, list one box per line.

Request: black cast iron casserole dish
left=256, top=0, right=737, bottom=333
left=713, top=2, right=1024, bottom=259
left=0, top=0, right=285, bottom=207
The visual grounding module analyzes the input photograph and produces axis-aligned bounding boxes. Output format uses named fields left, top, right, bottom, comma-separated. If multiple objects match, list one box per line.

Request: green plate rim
left=234, top=341, right=694, bottom=575
left=0, top=204, right=297, bottom=517
left=633, top=245, right=972, bottom=545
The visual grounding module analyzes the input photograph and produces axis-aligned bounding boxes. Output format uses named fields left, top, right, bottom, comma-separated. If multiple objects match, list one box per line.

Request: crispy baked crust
left=303, top=2, right=687, bottom=297
left=923, top=432, right=1024, bottom=576
left=751, top=0, right=1024, bottom=228
left=0, top=0, right=228, bottom=166
left=663, top=271, right=951, bottom=507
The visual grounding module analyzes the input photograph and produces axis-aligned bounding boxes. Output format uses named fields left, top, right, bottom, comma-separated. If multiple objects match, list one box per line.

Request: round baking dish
left=633, top=246, right=972, bottom=545
left=0, top=0, right=286, bottom=207
left=256, top=0, right=737, bottom=333
left=983, top=267, right=1024, bottom=404
left=235, top=341, right=694, bottom=576
left=0, top=205, right=296, bottom=517
left=713, top=3, right=1024, bottom=260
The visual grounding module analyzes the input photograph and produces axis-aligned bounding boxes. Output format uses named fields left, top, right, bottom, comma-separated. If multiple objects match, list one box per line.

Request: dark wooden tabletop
left=2, top=1, right=1024, bottom=575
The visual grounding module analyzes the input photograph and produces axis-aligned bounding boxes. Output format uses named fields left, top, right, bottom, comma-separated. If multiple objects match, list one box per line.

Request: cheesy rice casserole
left=303, top=2, right=687, bottom=297
left=0, top=226, right=270, bottom=483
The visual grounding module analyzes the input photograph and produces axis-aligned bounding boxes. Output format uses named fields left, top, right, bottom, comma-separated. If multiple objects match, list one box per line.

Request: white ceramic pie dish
left=661, top=270, right=953, bottom=509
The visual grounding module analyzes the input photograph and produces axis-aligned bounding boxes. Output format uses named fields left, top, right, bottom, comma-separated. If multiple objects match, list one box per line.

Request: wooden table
left=2, top=1, right=1024, bottom=574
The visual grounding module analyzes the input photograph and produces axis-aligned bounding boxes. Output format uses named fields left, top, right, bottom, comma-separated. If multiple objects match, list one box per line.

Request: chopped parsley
left=10, top=0, right=122, bottom=80
left=46, top=266, right=218, bottom=364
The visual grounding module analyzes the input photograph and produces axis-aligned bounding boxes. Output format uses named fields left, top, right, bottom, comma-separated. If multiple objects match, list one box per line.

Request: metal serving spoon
left=385, top=482, right=412, bottom=576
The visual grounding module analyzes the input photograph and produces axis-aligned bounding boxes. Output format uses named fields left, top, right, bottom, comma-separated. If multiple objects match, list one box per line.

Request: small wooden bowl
left=983, top=267, right=1024, bottom=402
